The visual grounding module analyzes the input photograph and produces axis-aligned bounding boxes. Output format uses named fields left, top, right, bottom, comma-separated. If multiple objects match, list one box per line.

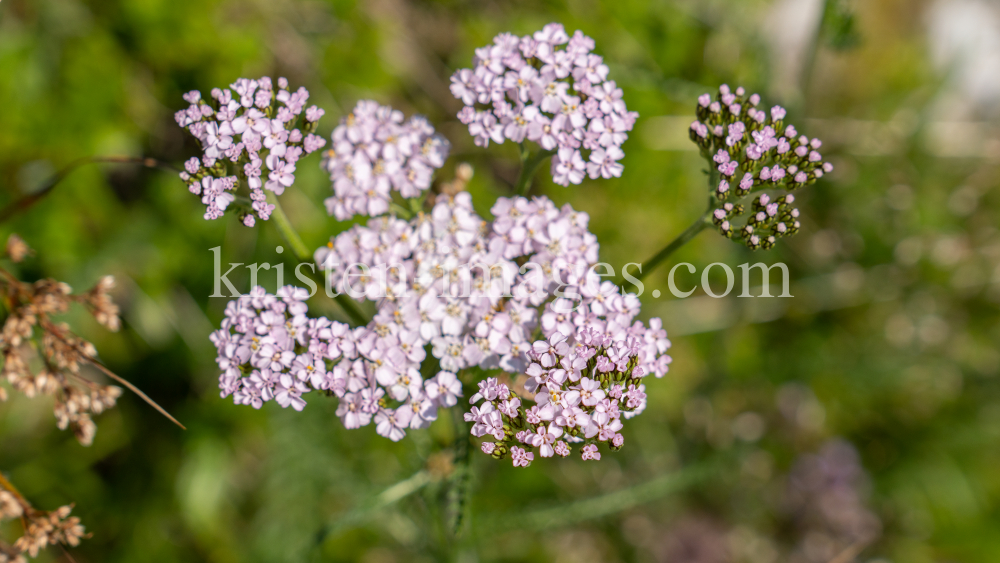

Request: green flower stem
left=628, top=211, right=712, bottom=285
left=447, top=404, right=472, bottom=539
left=409, top=195, right=425, bottom=215
left=265, top=191, right=310, bottom=261
left=265, top=192, right=369, bottom=326
left=628, top=167, right=723, bottom=285
left=333, top=294, right=370, bottom=327
left=514, top=147, right=556, bottom=197
left=390, top=202, right=414, bottom=220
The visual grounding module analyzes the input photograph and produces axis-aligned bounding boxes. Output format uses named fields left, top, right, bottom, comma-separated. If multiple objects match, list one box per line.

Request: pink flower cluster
left=449, top=23, right=637, bottom=186
left=688, top=85, right=833, bottom=250
left=175, top=77, right=327, bottom=226
left=321, top=101, right=450, bottom=220
left=472, top=323, right=663, bottom=466
left=209, top=285, right=462, bottom=441
left=312, top=192, right=671, bottom=463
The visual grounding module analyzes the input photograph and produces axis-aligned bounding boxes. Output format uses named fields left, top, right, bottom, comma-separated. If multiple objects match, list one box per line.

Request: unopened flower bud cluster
left=175, top=77, right=327, bottom=226
left=450, top=23, right=637, bottom=186
left=711, top=193, right=800, bottom=250
left=689, top=85, right=833, bottom=249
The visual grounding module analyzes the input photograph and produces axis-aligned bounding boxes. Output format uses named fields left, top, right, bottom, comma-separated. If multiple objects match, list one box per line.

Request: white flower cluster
left=210, top=286, right=463, bottom=441
left=321, top=100, right=450, bottom=220
left=309, top=193, right=671, bottom=462
left=450, top=23, right=638, bottom=186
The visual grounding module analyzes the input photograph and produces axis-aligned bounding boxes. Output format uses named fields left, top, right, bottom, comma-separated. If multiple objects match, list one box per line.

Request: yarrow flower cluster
left=321, top=101, right=450, bottom=220
left=175, top=77, right=327, bottom=226
left=472, top=326, right=661, bottom=464
left=304, top=192, right=671, bottom=464
left=210, top=286, right=462, bottom=441
left=689, top=85, right=833, bottom=250
left=450, top=23, right=638, bottom=186
left=196, top=26, right=672, bottom=466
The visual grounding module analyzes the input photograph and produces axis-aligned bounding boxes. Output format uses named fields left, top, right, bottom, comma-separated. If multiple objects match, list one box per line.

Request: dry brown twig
left=0, top=473, right=88, bottom=563
left=0, top=233, right=183, bottom=560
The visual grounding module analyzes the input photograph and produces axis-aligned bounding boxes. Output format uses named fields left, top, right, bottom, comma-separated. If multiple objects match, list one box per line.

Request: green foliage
left=2, top=0, right=999, bottom=561
left=823, top=0, right=862, bottom=51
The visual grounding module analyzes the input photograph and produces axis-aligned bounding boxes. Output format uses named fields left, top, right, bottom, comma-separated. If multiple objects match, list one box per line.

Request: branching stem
left=0, top=472, right=31, bottom=511
left=264, top=193, right=369, bottom=326
left=41, top=320, right=186, bottom=430
left=265, top=192, right=310, bottom=261
left=514, top=146, right=555, bottom=197
left=626, top=212, right=712, bottom=286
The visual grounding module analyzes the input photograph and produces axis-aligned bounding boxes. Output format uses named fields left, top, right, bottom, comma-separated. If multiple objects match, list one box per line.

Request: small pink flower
left=554, top=441, right=571, bottom=457
left=511, top=446, right=534, bottom=467
left=581, top=444, right=601, bottom=460
left=305, top=106, right=325, bottom=122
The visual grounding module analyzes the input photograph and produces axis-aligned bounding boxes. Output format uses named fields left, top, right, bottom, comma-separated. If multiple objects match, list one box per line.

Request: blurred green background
left=2, top=0, right=1000, bottom=561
